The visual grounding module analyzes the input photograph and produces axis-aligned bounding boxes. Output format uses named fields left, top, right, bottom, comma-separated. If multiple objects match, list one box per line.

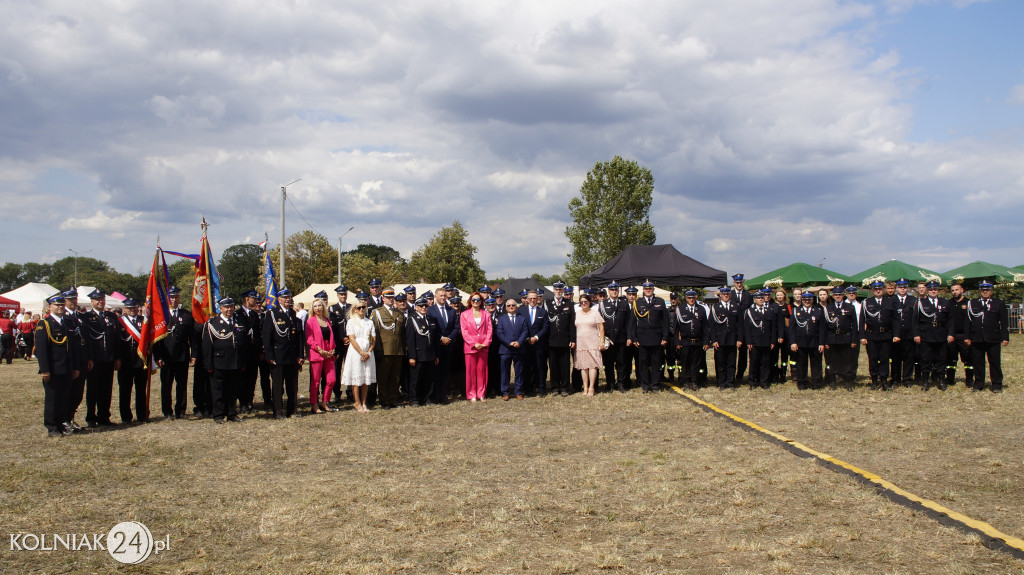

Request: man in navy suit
left=427, top=289, right=460, bottom=403
left=517, top=290, right=549, bottom=395
left=496, top=299, right=530, bottom=399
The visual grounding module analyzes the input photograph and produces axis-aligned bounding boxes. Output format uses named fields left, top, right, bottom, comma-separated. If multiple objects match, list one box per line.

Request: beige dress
left=574, top=309, right=603, bottom=369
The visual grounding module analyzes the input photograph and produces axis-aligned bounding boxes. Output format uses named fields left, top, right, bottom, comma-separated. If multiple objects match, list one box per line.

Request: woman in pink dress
left=305, top=300, right=338, bottom=414
left=573, top=293, right=606, bottom=396
left=460, top=292, right=493, bottom=401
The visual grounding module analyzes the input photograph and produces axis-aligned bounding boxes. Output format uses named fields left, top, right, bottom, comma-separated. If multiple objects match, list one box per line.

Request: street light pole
left=279, top=178, right=301, bottom=290
left=67, top=248, right=93, bottom=288
left=338, top=226, right=355, bottom=284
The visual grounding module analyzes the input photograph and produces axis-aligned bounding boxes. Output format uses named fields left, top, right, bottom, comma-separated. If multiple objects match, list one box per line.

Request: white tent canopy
left=1, top=282, right=59, bottom=315
left=292, top=283, right=338, bottom=311
left=76, top=286, right=124, bottom=311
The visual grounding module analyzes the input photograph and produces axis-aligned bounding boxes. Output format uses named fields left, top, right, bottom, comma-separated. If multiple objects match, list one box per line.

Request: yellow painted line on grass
left=667, top=384, right=1024, bottom=559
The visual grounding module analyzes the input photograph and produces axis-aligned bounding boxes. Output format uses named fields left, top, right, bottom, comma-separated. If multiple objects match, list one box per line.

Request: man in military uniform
left=367, top=278, right=384, bottom=311
left=202, top=297, right=246, bottom=423
left=661, top=292, right=680, bottom=384
left=372, top=289, right=406, bottom=409
left=545, top=281, right=575, bottom=397
left=823, top=286, right=860, bottom=390
left=674, top=289, right=709, bottom=390
left=627, top=281, right=668, bottom=393
left=844, top=285, right=862, bottom=382
left=890, top=278, right=917, bottom=386
left=790, top=292, right=826, bottom=390
left=913, top=281, right=929, bottom=381
left=599, top=282, right=630, bottom=392
left=235, top=289, right=262, bottom=413
left=406, top=297, right=439, bottom=406
left=965, top=281, right=1010, bottom=393
left=117, top=297, right=149, bottom=423
left=486, top=297, right=502, bottom=397
left=860, top=280, right=898, bottom=390
left=945, top=282, right=973, bottom=387
left=80, top=289, right=120, bottom=427
left=263, top=289, right=306, bottom=418
left=328, top=284, right=351, bottom=406
left=708, top=288, right=739, bottom=388
left=155, top=286, right=195, bottom=419
left=912, top=280, right=949, bottom=390
left=58, top=288, right=87, bottom=432
left=730, top=274, right=754, bottom=383
left=743, top=291, right=777, bottom=389
left=35, top=294, right=82, bottom=436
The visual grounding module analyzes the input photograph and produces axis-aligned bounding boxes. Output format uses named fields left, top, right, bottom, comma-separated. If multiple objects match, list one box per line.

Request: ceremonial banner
left=264, top=247, right=280, bottom=309
left=192, top=225, right=220, bottom=323
left=120, top=248, right=171, bottom=361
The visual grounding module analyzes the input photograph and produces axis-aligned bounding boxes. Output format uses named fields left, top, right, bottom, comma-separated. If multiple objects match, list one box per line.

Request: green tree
left=345, top=243, right=406, bottom=266
left=49, top=256, right=117, bottom=289
left=218, top=244, right=263, bottom=299
left=0, top=263, right=23, bottom=292
left=564, top=156, right=657, bottom=283
left=19, top=262, right=52, bottom=285
left=407, top=220, right=486, bottom=289
left=267, top=230, right=338, bottom=293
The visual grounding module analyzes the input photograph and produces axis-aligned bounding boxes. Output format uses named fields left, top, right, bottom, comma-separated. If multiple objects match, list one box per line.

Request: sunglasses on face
left=355, top=306, right=366, bottom=310
left=471, top=298, right=482, bottom=302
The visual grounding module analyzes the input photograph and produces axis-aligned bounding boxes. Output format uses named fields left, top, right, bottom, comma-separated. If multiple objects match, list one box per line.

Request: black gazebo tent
left=578, top=244, right=726, bottom=288
left=497, top=277, right=546, bottom=298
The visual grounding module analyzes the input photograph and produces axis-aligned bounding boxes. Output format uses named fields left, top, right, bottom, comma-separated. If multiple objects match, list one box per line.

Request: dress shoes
left=502, top=395, right=510, bottom=401
left=228, top=416, right=242, bottom=422
left=48, top=430, right=65, bottom=438
left=213, top=417, right=225, bottom=424
left=516, top=394, right=524, bottom=400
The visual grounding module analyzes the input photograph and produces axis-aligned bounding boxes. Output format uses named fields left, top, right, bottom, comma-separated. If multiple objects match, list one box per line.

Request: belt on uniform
left=931, top=321, right=942, bottom=327
left=683, top=338, right=700, bottom=343
left=868, top=327, right=887, bottom=333
left=834, top=329, right=849, bottom=335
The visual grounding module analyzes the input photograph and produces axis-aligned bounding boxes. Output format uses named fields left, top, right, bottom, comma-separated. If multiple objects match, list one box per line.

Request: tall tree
left=407, top=220, right=486, bottom=289
left=48, top=256, right=116, bottom=289
left=267, top=230, right=338, bottom=293
left=0, top=263, right=23, bottom=292
left=345, top=243, right=406, bottom=266
left=218, top=244, right=263, bottom=299
left=564, top=156, right=657, bottom=282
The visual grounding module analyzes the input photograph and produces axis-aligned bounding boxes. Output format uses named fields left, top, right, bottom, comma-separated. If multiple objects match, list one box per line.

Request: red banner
left=192, top=234, right=213, bottom=323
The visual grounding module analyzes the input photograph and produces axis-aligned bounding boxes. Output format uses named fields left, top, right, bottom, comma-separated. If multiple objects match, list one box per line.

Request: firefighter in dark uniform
left=627, top=281, right=669, bottom=393
left=890, top=278, right=917, bottom=386
left=860, top=280, right=899, bottom=390
left=60, top=288, right=87, bottom=433
left=366, top=278, right=384, bottom=311
left=789, top=292, right=826, bottom=390
left=708, top=287, right=741, bottom=389
left=661, top=292, right=680, bottom=384
left=328, top=284, right=351, bottom=405
left=406, top=297, right=440, bottom=406
left=263, top=289, right=306, bottom=418
left=730, top=274, right=754, bottom=383
left=600, top=282, right=630, bottom=392
left=235, top=289, right=262, bottom=413
left=155, top=286, right=195, bottom=419
left=202, top=296, right=247, bottom=423
left=117, top=297, right=149, bottom=423
left=673, top=289, right=709, bottom=390
left=546, top=280, right=575, bottom=396
left=945, top=282, right=973, bottom=387
left=965, top=280, right=1010, bottom=393
left=823, top=286, right=860, bottom=390
left=912, top=280, right=949, bottom=390
left=81, top=288, right=120, bottom=427
left=743, top=291, right=777, bottom=389
left=35, top=294, right=82, bottom=436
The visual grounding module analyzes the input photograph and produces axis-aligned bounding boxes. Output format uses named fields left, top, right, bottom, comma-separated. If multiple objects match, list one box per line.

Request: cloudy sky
left=2, top=0, right=1022, bottom=282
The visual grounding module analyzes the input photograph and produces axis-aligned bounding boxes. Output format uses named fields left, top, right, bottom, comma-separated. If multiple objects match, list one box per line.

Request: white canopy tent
left=76, top=286, right=124, bottom=311
left=1, top=282, right=59, bottom=315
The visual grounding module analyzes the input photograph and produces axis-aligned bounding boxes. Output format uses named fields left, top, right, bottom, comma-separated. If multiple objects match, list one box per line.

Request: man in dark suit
left=406, top=297, right=439, bottom=405
left=117, top=297, right=149, bottom=423
left=628, top=281, right=669, bottom=393
left=262, top=289, right=306, bottom=418
left=546, top=281, right=575, bottom=396
left=890, top=278, right=917, bottom=386
left=730, top=274, right=754, bottom=382
left=790, top=292, right=826, bottom=390
left=743, top=291, right=777, bottom=389
left=155, top=286, right=195, bottom=419
left=367, top=278, right=384, bottom=311
left=35, top=294, right=82, bottom=436
left=600, top=282, right=630, bottom=392
left=860, top=280, right=898, bottom=390
left=486, top=297, right=502, bottom=397
left=912, top=280, right=949, bottom=390
left=59, top=288, right=87, bottom=433
left=708, top=287, right=740, bottom=389
left=518, top=289, right=550, bottom=395
left=80, top=288, right=120, bottom=427
left=202, top=297, right=247, bottom=423
left=823, top=286, right=860, bottom=391
left=945, top=282, right=974, bottom=387
left=496, top=299, right=530, bottom=399
left=674, top=289, right=709, bottom=390
left=965, top=281, right=1010, bottom=393
left=234, top=289, right=262, bottom=413
left=328, top=284, right=351, bottom=405
left=427, top=289, right=459, bottom=404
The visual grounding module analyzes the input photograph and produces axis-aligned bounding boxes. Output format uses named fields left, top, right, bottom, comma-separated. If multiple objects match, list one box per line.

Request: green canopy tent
left=849, top=259, right=944, bottom=287
left=941, top=261, right=1018, bottom=288
left=745, top=262, right=852, bottom=289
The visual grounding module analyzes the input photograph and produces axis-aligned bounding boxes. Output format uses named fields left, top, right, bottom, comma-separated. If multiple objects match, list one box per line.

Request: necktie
left=900, top=297, right=904, bottom=306
left=932, top=298, right=937, bottom=307
left=530, top=307, right=535, bottom=323
left=689, top=306, right=694, bottom=313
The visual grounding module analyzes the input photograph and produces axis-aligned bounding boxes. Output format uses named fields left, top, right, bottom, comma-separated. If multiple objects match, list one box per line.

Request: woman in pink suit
left=460, top=292, right=493, bottom=401
left=305, top=300, right=338, bottom=414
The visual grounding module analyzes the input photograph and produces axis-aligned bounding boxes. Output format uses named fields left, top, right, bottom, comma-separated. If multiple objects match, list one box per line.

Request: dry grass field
left=2, top=337, right=1024, bottom=574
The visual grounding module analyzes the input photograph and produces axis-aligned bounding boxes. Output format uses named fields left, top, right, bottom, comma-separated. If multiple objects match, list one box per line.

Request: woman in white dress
left=340, top=301, right=376, bottom=412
